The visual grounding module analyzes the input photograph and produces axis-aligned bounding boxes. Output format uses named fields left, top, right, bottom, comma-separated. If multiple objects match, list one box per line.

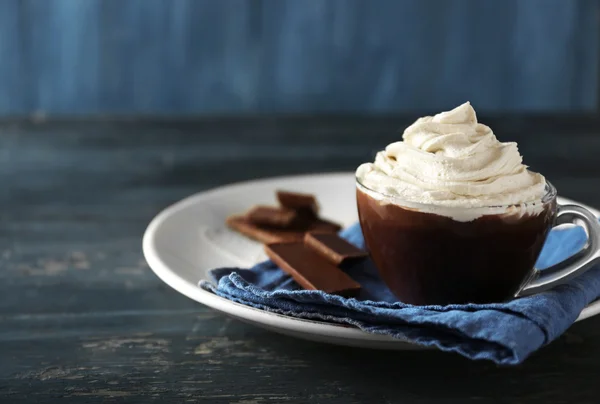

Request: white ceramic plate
left=143, top=172, right=600, bottom=350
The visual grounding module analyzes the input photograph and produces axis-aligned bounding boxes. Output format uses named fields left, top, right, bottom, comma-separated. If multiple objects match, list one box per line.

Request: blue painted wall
left=0, top=0, right=597, bottom=116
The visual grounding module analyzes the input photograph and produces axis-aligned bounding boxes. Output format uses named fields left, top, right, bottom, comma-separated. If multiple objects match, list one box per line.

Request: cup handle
left=516, top=204, right=600, bottom=297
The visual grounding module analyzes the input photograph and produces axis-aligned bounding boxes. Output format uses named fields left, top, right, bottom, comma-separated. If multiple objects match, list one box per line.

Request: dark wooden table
left=2, top=117, right=600, bottom=403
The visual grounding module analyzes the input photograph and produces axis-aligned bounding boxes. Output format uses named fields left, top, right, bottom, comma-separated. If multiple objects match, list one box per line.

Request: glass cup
left=356, top=178, right=600, bottom=305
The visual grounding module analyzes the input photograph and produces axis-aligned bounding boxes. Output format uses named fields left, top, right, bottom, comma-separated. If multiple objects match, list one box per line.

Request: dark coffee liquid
left=357, top=189, right=557, bottom=305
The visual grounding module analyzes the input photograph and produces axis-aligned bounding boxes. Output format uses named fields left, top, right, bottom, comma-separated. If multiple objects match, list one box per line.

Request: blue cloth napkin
left=199, top=223, right=600, bottom=365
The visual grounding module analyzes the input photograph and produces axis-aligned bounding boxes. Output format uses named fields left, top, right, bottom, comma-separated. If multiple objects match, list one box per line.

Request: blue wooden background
left=0, top=0, right=598, bottom=116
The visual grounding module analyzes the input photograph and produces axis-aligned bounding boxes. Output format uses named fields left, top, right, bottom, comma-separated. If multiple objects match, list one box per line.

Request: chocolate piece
left=246, top=205, right=298, bottom=228
left=276, top=190, right=319, bottom=215
left=302, top=218, right=342, bottom=233
left=227, top=216, right=341, bottom=244
left=264, top=242, right=361, bottom=296
left=226, top=216, right=303, bottom=244
left=304, top=232, right=368, bottom=266
left=306, top=219, right=343, bottom=233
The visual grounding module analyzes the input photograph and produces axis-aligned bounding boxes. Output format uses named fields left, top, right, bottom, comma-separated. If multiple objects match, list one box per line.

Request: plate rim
left=142, top=171, right=600, bottom=346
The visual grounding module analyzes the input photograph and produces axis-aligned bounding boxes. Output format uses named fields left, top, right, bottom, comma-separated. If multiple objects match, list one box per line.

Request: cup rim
left=355, top=176, right=557, bottom=212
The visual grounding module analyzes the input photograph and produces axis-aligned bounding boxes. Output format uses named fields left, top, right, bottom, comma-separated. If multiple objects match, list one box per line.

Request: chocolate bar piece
left=227, top=215, right=341, bottom=244
left=304, top=232, right=368, bottom=266
left=246, top=205, right=297, bottom=228
left=226, top=216, right=303, bottom=244
left=276, top=190, right=319, bottom=216
left=264, top=242, right=361, bottom=296
left=307, top=218, right=342, bottom=233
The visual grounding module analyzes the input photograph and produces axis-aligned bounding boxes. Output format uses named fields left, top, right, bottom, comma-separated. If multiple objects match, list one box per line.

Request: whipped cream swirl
left=356, top=102, right=547, bottom=221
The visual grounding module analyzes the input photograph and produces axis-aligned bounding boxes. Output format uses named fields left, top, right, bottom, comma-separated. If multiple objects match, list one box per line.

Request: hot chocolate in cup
left=356, top=102, right=600, bottom=305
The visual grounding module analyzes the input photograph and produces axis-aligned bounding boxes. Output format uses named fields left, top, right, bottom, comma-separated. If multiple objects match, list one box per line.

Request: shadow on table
left=242, top=319, right=599, bottom=402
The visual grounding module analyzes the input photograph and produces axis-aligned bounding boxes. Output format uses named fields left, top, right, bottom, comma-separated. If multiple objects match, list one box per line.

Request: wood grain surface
left=2, top=117, right=600, bottom=403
